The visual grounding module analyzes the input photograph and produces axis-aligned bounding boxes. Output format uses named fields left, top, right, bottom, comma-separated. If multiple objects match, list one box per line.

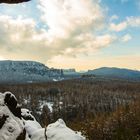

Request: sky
left=0, top=0, right=140, bottom=71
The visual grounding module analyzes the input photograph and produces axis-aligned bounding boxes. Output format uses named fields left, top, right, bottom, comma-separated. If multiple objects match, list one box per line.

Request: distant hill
left=87, top=67, right=140, bottom=81
left=0, top=61, right=139, bottom=83
left=0, top=60, right=63, bottom=84
left=62, top=69, right=76, bottom=75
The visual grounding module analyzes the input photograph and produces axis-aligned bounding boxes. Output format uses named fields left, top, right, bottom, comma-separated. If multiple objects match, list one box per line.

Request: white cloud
left=0, top=0, right=139, bottom=70
left=0, top=15, right=52, bottom=62
left=126, top=16, right=140, bottom=27
left=110, top=15, right=119, bottom=21
left=62, top=33, right=117, bottom=56
left=110, top=16, right=140, bottom=32
left=122, top=34, right=132, bottom=42
left=38, top=0, right=104, bottom=38
left=0, top=0, right=117, bottom=63
left=110, top=22, right=127, bottom=32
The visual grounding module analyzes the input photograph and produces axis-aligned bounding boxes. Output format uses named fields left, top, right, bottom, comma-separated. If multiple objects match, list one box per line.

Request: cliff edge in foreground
left=0, top=92, right=85, bottom=140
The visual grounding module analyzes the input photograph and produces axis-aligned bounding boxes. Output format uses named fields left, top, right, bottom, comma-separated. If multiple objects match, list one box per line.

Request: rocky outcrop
left=0, top=92, right=25, bottom=140
left=0, top=92, right=85, bottom=140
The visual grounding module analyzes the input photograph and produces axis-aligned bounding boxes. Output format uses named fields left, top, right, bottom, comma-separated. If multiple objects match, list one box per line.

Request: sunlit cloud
left=0, top=0, right=139, bottom=70
left=122, top=34, right=132, bottom=42
left=110, top=15, right=119, bottom=22
left=38, top=0, right=104, bottom=37
left=0, top=0, right=116, bottom=63
left=110, top=22, right=127, bottom=32
left=110, top=16, right=140, bottom=32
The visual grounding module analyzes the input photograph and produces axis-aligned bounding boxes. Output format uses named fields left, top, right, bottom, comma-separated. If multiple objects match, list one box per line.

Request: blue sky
left=0, top=0, right=139, bottom=71
left=103, top=0, right=140, bottom=17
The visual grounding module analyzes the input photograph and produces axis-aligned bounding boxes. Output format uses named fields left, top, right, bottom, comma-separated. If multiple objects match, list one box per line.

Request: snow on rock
left=0, top=92, right=86, bottom=140
left=26, top=118, right=85, bottom=140
left=21, top=108, right=36, bottom=121
left=24, top=120, right=42, bottom=138
left=21, top=108, right=42, bottom=137
left=21, top=109, right=85, bottom=140
left=0, top=92, right=25, bottom=140
left=46, top=119, right=85, bottom=140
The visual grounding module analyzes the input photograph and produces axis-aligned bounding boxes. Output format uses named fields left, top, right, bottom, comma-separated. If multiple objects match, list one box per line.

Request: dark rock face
left=0, top=115, right=8, bottom=129
left=4, top=92, right=22, bottom=119
left=21, top=108, right=35, bottom=121
left=22, top=114, right=34, bottom=121
left=0, top=0, right=30, bottom=4
left=4, top=92, right=17, bottom=108
left=16, top=129, right=26, bottom=140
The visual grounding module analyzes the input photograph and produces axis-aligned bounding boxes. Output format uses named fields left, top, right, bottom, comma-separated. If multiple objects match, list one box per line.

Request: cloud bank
left=0, top=0, right=117, bottom=63
left=0, top=0, right=139, bottom=70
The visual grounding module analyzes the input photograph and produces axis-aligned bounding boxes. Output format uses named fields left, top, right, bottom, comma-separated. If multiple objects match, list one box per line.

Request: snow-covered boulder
left=21, top=108, right=36, bottom=121
left=29, top=119, right=85, bottom=140
left=0, top=92, right=25, bottom=140
left=22, top=111, right=85, bottom=140
left=21, top=108, right=42, bottom=138
left=46, top=119, right=85, bottom=140
left=21, top=108, right=85, bottom=140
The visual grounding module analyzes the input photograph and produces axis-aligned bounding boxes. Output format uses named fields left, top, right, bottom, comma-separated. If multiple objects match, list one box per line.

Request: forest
left=0, top=77, right=140, bottom=140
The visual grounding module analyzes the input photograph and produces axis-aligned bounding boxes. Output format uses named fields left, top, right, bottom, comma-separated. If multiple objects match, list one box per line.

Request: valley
left=0, top=78, right=140, bottom=139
